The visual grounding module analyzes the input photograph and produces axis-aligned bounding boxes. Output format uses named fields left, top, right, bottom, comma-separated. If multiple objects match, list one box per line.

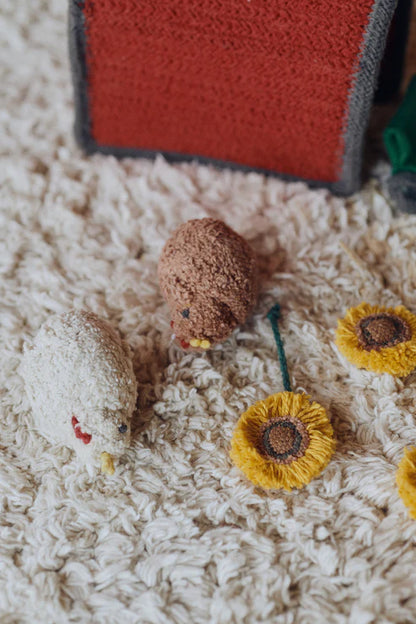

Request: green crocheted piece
left=384, top=76, right=416, bottom=175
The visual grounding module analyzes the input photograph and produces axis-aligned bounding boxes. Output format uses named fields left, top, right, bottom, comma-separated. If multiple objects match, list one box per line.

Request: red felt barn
left=69, top=0, right=408, bottom=194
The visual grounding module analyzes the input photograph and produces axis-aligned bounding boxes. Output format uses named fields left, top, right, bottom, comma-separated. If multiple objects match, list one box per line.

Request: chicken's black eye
left=118, top=424, right=128, bottom=433
left=181, top=308, right=190, bottom=319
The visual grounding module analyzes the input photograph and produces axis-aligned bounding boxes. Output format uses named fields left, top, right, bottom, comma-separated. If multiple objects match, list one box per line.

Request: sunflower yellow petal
left=230, top=392, right=335, bottom=491
left=396, top=447, right=416, bottom=519
left=335, top=302, right=416, bottom=376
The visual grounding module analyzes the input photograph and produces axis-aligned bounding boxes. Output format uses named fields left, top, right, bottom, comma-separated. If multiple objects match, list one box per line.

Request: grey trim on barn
left=68, top=1, right=92, bottom=150
left=340, top=0, right=398, bottom=195
left=68, top=0, right=398, bottom=196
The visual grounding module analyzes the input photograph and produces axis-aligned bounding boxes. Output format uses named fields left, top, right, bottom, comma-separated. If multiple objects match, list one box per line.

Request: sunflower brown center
left=259, top=416, right=310, bottom=465
left=355, top=313, right=411, bottom=352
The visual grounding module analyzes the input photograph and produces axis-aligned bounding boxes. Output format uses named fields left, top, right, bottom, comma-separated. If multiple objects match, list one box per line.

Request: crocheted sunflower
left=396, top=447, right=416, bottom=519
left=230, top=391, right=335, bottom=491
left=335, top=302, right=416, bottom=376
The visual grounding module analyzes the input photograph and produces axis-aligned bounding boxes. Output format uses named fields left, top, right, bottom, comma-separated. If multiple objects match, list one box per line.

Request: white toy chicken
left=22, top=310, right=138, bottom=475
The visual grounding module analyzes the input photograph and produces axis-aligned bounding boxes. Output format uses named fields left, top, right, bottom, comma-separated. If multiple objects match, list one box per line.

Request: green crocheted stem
left=267, top=304, right=292, bottom=393
left=383, top=75, right=416, bottom=175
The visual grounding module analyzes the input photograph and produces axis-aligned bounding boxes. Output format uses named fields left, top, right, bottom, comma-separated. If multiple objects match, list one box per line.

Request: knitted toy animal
left=158, top=218, right=258, bottom=350
left=22, top=310, right=137, bottom=475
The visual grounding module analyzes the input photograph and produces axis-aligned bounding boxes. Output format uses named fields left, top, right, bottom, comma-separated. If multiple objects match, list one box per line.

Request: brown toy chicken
left=158, top=218, right=258, bottom=350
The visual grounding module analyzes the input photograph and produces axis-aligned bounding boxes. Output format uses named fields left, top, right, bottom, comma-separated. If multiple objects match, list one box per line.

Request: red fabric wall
left=83, top=0, right=374, bottom=182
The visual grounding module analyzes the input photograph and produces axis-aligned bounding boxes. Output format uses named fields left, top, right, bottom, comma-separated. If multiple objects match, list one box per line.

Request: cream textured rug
left=3, top=2, right=416, bottom=623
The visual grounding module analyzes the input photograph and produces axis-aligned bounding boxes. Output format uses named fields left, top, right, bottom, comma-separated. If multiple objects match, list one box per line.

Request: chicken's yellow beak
left=100, top=452, right=115, bottom=475
left=189, top=338, right=211, bottom=350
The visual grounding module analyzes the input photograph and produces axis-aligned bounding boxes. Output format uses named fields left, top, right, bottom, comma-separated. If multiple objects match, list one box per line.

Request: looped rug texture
left=2, top=2, right=416, bottom=622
